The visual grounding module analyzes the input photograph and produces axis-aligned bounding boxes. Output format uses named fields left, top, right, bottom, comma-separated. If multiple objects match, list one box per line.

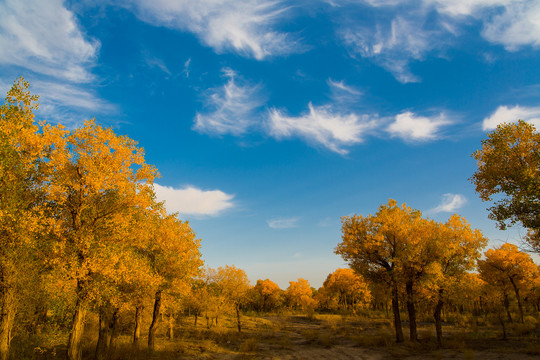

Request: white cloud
left=267, top=217, right=299, bottom=229
left=342, top=16, right=436, bottom=83
left=268, top=103, right=377, bottom=154
left=338, top=0, right=539, bottom=82
left=432, top=193, right=467, bottom=213
left=0, top=0, right=98, bottom=82
left=154, top=184, right=235, bottom=217
left=328, top=79, right=362, bottom=96
left=481, top=1, right=540, bottom=50
left=128, top=0, right=297, bottom=60
left=425, top=0, right=512, bottom=17
left=30, top=80, right=117, bottom=126
left=387, top=111, right=449, bottom=141
left=482, top=105, right=540, bottom=130
left=426, top=0, right=540, bottom=50
left=193, top=69, right=266, bottom=136
left=0, top=0, right=116, bottom=126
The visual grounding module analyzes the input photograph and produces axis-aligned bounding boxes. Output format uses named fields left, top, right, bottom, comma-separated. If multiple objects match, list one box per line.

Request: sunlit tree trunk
left=391, top=280, right=404, bottom=343
left=406, top=280, right=418, bottom=342
left=132, top=305, right=142, bottom=350
left=0, top=280, right=15, bottom=360
left=148, top=290, right=162, bottom=351
left=166, top=312, right=174, bottom=340
left=67, top=285, right=87, bottom=360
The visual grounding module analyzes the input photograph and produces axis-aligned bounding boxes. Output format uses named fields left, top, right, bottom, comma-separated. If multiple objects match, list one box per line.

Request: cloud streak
left=193, top=69, right=266, bottom=136
left=268, top=103, right=377, bottom=154
left=432, top=193, right=467, bottom=213
left=128, top=0, right=298, bottom=60
left=267, top=217, right=299, bottom=229
left=0, top=0, right=98, bottom=83
left=154, top=184, right=235, bottom=217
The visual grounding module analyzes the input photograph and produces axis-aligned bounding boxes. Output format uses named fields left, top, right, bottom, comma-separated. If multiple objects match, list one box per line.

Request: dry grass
left=17, top=311, right=540, bottom=360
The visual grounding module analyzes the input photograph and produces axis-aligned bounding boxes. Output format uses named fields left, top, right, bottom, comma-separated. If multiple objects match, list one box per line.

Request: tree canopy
left=471, top=120, right=540, bottom=252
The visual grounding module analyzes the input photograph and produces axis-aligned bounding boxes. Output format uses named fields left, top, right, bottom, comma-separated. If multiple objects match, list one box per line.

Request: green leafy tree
left=471, top=120, right=540, bottom=252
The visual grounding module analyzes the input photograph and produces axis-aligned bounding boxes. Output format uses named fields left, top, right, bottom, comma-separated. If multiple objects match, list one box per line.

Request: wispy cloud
left=482, top=105, right=540, bottom=130
left=387, top=111, right=450, bottom=141
left=31, top=80, right=117, bottom=126
left=327, top=78, right=362, bottom=106
left=267, top=217, right=300, bottom=229
left=341, top=15, right=439, bottom=83
left=193, top=69, right=266, bottom=136
left=268, top=103, right=377, bottom=154
left=424, top=0, right=540, bottom=50
left=0, top=0, right=116, bottom=126
left=153, top=183, right=235, bottom=217
left=432, top=193, right=467, bottom=213
left=144, top=53, right=171, bottom=75
left=0, top=0, right=98, bottom=83
left=336, top=0, right=539, bottom=82
left=127, top=0, right=298, bottom=60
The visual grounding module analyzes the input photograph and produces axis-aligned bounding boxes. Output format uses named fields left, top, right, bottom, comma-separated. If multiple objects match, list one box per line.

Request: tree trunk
left=132, top=305, right=142, bottom=350
left=509, top=277, right=524, bottom=323
left=406, top=281, right=418, bottom=342
left=107, top=308, right=119, bottom=360
left=236, top=304, right=242, bottom=333
left=67, top=290, right=87, bottom=360
left=166, top=312, right=174, bottom=340
left=194, top=312, right=198, bottom=327
left=433, top=289, right=444, bottom=348
left=148, top=290, right=162, bottom=351
left=0, top=284, right=15, bottom=360
left=391, top=280, right=404, bottom=343
left=498, top=313, right=507, bottom=340
left=95, top=310, right=111, bottom=360
left=503, top=292, right=512, bottom=323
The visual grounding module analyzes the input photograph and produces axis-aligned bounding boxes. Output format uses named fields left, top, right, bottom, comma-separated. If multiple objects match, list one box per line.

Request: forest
left=1, top=78, right=539, bottom=360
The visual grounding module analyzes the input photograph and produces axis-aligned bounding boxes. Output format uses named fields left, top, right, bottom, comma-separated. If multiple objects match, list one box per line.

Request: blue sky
left=1, top=0, right=539, bottom=288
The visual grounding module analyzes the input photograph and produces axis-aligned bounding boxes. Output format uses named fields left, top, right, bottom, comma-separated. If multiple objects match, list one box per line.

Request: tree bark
left=391, top=280, right=404, bottom=343
left=509, top=277, right=524, bottom=323
left=95, top=310, right=111, bottom=360
left=107, top=308, right=119, bottom=360
left=433, top=289, right=444, bottom=348
left=498, top=313, right=507, bottom=340
left=236, top=304, right=242, bottom=333
left=406, top=280, right=418, bottom=342
left=67, top=289, right=87, bottom=360
left=503, top=292, right=512, bottom=323
left=0, top=283, right=15, bottom=360
left=132, top=305, right=142, bottom=350
left=166, top=312, right=174, bottom=340
left=148, top=290, right=162, bottom=351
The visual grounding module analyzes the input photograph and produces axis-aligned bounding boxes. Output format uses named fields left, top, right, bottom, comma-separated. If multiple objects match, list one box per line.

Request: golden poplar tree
left=430, top=215, right=487, bottom=346
left=478, top=243, right=537, bottom=323
left=336, top=199, right=422, bottom=342
left=42, top=119, right=157, bottom=360
left=253, top=279, right=282, bottom=312
left=320, top=268, right=371, bottom=311
left=0, top=78, right=49, bottom=360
